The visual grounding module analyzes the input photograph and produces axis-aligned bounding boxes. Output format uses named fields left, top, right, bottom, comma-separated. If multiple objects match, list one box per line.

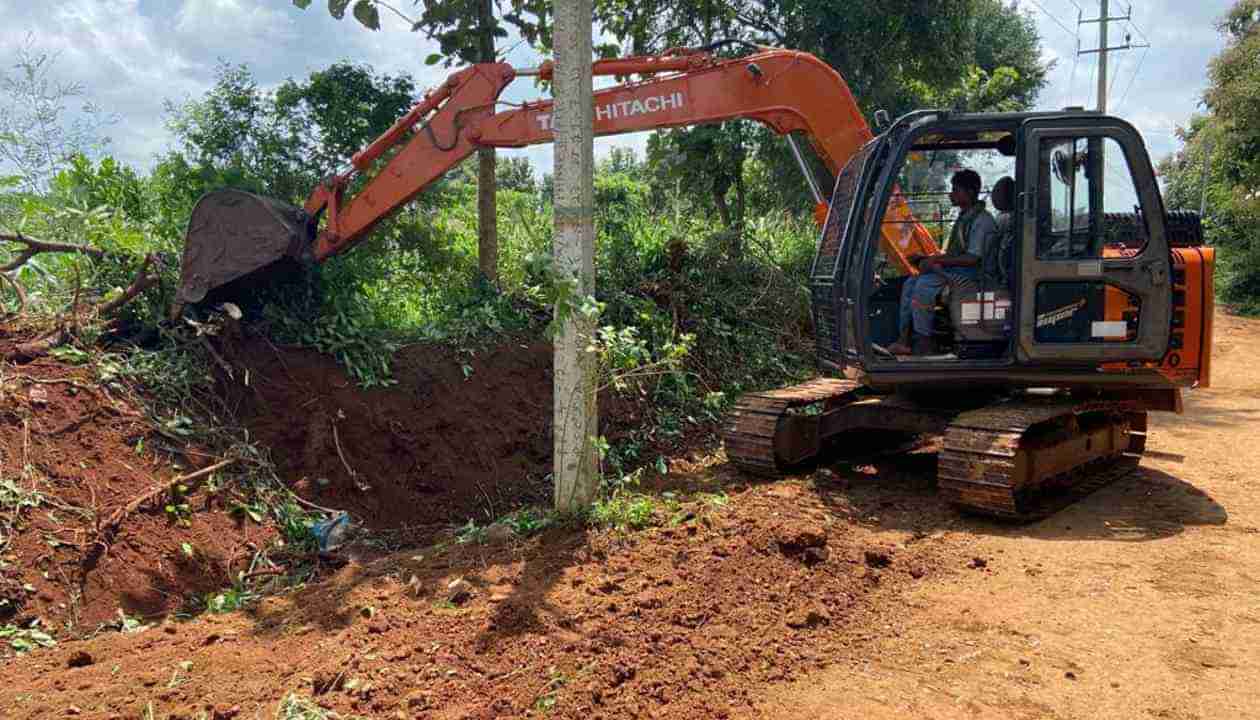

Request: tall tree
left=293, top=0, right=552, bottom=285
left=165, top=61, right=416, bottom=204
left=1161, top=0, right=1260, bottom=312
left=594, top=0, right=1047, bottom=233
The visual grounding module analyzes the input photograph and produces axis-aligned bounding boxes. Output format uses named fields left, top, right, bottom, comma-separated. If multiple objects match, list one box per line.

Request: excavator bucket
left=172, top=190, right=316, bottom=318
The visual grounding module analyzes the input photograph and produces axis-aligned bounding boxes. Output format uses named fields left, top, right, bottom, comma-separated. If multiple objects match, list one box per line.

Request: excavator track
left=938, top=399, right=1148, bottom=521
left=722, top=378, right=861, bottom=475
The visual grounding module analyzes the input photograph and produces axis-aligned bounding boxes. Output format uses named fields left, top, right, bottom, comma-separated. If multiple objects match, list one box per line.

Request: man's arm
left=924, top=213, right=995, bottom=270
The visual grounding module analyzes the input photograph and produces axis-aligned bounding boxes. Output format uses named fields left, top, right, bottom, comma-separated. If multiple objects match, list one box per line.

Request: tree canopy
left=1161, top=0, right=1260, bottom=312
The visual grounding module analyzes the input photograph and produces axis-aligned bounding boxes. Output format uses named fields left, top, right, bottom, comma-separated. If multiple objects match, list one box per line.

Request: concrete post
left=551, top=0, right=598, bottom=514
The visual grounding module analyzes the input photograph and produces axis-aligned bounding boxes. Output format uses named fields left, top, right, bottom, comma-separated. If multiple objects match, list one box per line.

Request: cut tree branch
left=94, top=459, right=237, bottom=547
left=3, top=252, right=163, bottom=362
left=0, top=231, right=106, bottom=272
left=0, top=271, right=26, bottom=318
left=95, top=253, right=161, bottom=317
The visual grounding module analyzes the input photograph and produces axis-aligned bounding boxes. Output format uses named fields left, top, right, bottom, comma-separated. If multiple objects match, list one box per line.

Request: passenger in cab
left=890, top=169, right=997, bottom=356
left=989, top=176, right=1016, bottom=286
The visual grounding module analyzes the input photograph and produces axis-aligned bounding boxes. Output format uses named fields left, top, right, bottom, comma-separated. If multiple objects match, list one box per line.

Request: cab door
left=1016, top=118, right=1172, bottom=364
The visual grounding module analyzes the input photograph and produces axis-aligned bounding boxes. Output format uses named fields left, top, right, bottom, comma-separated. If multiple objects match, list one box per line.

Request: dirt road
left=754, top=312, right=1260, bottom=719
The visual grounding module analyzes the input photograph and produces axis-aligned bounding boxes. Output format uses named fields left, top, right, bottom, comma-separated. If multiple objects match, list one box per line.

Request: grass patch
left=589, top=494, right=659, bottom=531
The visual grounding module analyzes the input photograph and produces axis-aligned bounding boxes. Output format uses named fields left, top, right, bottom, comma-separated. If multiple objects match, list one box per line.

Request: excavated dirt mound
left=220, top=332, right=656, bottom=535
left=0, top=346, right=274, bottom=632
left=0, top=480, right=950, bottom=720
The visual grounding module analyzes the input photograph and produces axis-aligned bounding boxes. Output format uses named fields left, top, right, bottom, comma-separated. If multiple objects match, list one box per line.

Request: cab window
left=1038, top=136, right=1148, bottom=260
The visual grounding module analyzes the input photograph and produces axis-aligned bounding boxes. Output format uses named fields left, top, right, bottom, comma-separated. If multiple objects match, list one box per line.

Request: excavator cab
left=727, top=108, right=1208, bottom=519
left=813, top=109, right=1176, bottom=386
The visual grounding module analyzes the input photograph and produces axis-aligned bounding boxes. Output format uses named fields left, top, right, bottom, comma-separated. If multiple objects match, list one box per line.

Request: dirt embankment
left=0, top=322, right=687, bottom=638
left=221, top=336, right=557, bottom=534
left=217, top=331, right=666, bottom=536
left=0, top=325, right=274, bottom=631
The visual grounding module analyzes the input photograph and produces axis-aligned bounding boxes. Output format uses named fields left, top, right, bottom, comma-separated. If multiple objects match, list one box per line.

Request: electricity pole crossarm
left=1079, top=0, right=1148, bottom=114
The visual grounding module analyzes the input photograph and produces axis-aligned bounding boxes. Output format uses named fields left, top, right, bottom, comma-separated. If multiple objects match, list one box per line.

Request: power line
left=1108, top=39, right=1126, bottom=100
left=1113, top=2, right=1152, bottom=112
left=1066, top=19, right=1082, bottom=107
left=1027, top=0, right=1079, bottom=38
left=1116, top=43, right=1150, bottom=111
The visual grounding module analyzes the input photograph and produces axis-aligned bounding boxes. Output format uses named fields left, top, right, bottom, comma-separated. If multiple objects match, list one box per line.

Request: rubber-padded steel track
left=722, top=378, right=860, bottom=475
left=938, top=399, right=1148, bottom=521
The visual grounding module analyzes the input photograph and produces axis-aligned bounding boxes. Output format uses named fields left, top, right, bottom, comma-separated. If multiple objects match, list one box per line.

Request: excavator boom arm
left=306, top=49, right=936, bottom=267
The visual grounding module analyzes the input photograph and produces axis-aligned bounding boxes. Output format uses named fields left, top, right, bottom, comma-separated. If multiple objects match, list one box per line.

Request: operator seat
left=945, top=176, right=1015, bottom=344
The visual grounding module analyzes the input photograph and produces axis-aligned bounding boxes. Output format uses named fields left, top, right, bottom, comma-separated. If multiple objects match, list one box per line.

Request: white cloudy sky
left=0, top=0, right=1235, bottom=178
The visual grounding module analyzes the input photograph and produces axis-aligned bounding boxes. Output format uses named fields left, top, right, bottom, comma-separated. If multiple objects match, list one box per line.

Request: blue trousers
left=899, top=268, right=978, bottom=337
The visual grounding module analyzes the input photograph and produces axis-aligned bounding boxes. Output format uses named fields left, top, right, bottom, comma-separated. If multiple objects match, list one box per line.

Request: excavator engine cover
left=173, top=189, right=314, bottom=316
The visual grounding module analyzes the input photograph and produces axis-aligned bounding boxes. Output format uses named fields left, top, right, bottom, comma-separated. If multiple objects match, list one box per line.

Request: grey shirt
left=965, top=208, right=997, bottom=257
left=946, top=202, right=998, bottom=259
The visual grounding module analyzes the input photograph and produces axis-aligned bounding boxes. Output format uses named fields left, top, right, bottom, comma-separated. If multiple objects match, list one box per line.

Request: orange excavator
left=175, top=47, right=1214, bottom=521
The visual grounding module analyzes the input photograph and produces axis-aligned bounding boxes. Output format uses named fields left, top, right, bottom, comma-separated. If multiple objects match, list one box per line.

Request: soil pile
left=0, top=479, right=945, bottom=719
left=0, top=340, right=273, bottom=632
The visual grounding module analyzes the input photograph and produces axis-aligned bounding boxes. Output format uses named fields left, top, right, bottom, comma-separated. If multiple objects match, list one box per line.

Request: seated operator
left=889, top=169, right=997, bottom=356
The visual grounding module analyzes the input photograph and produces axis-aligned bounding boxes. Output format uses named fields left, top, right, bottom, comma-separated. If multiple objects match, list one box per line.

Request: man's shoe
left=888, top=340, right=913, bottom=355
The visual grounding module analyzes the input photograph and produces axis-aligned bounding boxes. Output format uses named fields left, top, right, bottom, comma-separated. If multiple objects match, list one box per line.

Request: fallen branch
left=10, top=325, right=72, bottom=363
left=95, top=253, right=161, bottom=317
left=331, top=419, right=357, bottom=480
left=4, top=253, right=163, bottom=362
left=95, top=459, right=237, bottom=545
left=0, top=231, right=106, bottom=272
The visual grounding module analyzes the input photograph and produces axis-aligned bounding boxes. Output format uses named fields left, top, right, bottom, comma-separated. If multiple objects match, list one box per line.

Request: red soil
left=0, top=343, right=274, bottom=632
left=220, top=332, right=663, bottom=537
left=0, top=480, right=945, bottom=720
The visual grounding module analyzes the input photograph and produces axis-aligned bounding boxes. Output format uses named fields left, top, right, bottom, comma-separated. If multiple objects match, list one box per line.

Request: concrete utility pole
left=1097, top=0, right=1109, bottom=113
left=476, top=0, right=498, bottom=284
left=551, top=0, right=598, bottom=514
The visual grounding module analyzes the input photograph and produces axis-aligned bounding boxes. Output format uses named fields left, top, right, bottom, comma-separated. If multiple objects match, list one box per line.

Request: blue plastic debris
left=312, top=512, right=354, bottom=553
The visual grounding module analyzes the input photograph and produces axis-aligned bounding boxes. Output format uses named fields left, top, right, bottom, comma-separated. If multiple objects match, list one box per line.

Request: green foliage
left=202, top=587, right=258, bottom=614
left=499, top=506, right=554, bottom=536
left=1160, top=2, right=1260, bottom=313
left=272, top=500, right=320, bottom=553
left=592, top=0, right=1049, bottom=234
left=277, top=692, right=345, bottom=720
left=268, top=301, right=402, bottom=388
left=0, top=621, right=56, bottom=654
left=0, top=479, right=43, bottom=515
left=907, top=66, right=1027, bottom=114
left=273, top=63, right=416, bottom=175
left=293, top=0, right=552, bottom=63
left=589, top=492, right=658, bottom=531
